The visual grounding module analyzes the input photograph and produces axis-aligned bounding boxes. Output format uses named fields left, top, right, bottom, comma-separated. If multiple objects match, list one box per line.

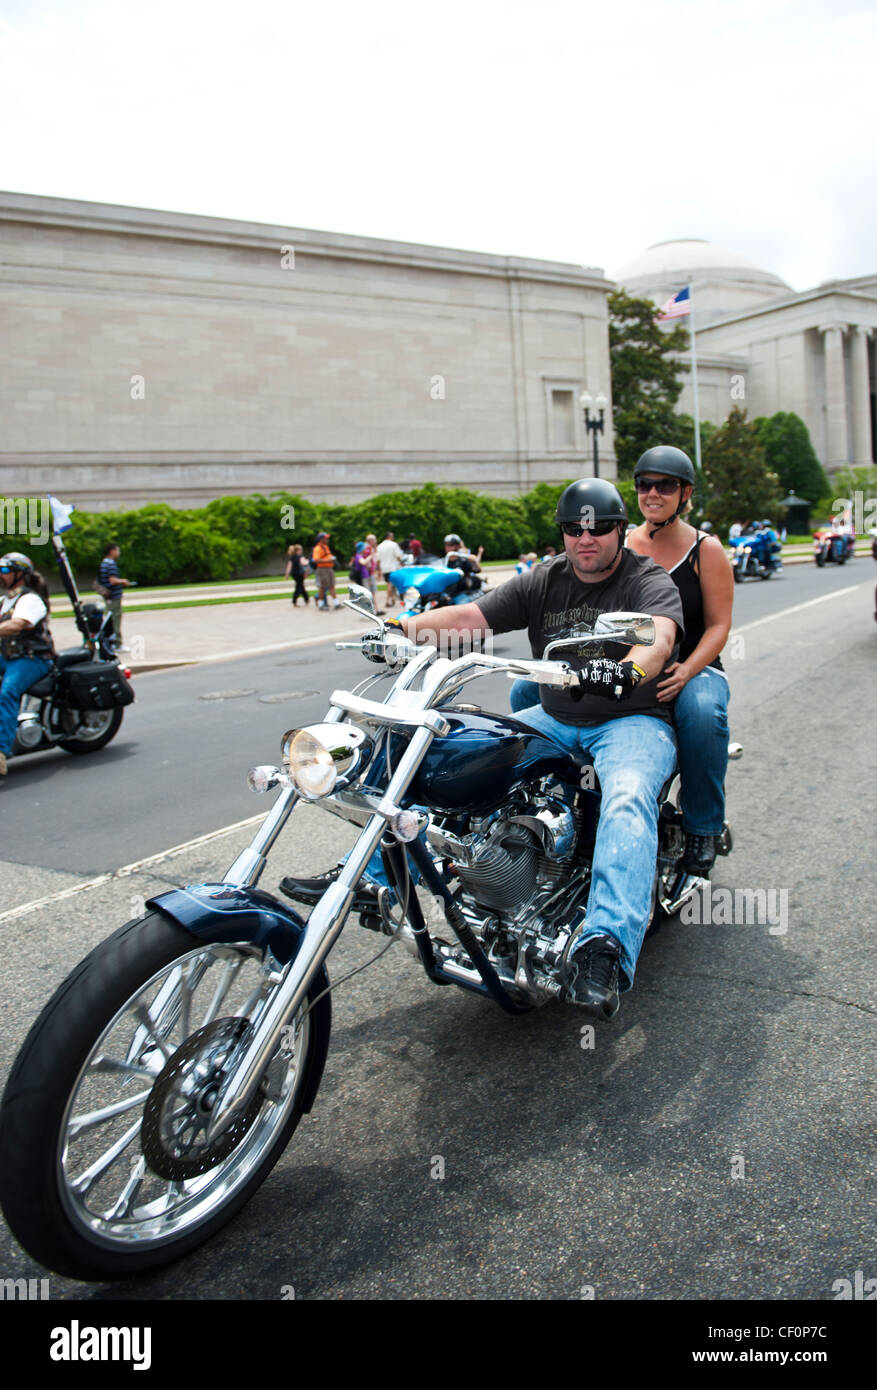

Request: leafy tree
left=702, top=406, right=782, bottom=533
left=608, top=288, right=694, bottom=474
left=754, top=412, right=830, bottom=506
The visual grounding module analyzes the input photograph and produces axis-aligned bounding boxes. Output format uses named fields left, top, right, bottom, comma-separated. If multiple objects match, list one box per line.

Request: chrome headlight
left=280, top=722, right=374, bottom=800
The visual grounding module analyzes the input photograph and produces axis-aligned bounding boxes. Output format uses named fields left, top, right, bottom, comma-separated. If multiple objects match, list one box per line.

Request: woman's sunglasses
left=634, top=476, right=682, bottom=495
left=559, top=520, right=619, bottom=538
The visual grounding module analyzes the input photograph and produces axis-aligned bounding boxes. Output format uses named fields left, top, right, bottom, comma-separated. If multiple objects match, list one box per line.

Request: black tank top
left=669, top=534, right=724, bottom=671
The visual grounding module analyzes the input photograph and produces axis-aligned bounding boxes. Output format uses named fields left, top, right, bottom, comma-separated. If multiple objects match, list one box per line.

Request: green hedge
left=1, top=484, right=576, bottom=584
left=2, top=478, right=682, bottom=585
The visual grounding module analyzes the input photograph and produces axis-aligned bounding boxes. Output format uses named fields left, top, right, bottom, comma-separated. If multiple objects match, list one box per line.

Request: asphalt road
left=0, top=558, right=874, bottom=1302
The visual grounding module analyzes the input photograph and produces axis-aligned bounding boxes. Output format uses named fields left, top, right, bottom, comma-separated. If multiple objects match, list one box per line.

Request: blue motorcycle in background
left=389, top=558, right=485, bottom=615
left=729, top=525, right=783, bottom=582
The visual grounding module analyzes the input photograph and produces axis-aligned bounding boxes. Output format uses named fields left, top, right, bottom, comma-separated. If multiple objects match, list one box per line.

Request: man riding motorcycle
left=388, top=480, right=684, bottom=1021
left=0, top=551, right=55, bottom=777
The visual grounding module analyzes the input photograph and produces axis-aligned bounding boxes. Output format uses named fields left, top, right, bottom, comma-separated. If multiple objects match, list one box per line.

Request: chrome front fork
left=205, top=721, right=437, bottom=1141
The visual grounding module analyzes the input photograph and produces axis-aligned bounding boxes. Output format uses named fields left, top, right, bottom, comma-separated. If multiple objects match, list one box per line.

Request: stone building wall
left=0, top=193, right=616, bottom=509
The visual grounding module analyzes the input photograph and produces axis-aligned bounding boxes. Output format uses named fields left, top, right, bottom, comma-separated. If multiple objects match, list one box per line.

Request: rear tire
left=0, top=911, right=329, bottom=1280
left=59, top=706, right=123, bottom=754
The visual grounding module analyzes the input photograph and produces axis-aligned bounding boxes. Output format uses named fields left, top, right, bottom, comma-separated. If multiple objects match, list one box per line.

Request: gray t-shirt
left=475, top=550, right=685, bottom=725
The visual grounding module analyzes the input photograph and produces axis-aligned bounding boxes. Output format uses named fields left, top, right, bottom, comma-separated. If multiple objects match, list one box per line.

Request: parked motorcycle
left=0, top=587, right=738, bottom=1280
left=729, top=527, right=782, bottom=581
left=9, top=530, right=135, bottom=764
left=813, top=527, right=855, bottom=567
left=12, top=600, right=134, bottom=760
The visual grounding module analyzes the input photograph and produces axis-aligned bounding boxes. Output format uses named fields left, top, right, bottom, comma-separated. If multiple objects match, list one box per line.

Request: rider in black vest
left=0, top=552, right=55, bottom=776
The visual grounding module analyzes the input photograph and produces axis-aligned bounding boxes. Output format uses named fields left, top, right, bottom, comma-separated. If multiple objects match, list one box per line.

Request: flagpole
left=688, top=286, right=702, bottom=474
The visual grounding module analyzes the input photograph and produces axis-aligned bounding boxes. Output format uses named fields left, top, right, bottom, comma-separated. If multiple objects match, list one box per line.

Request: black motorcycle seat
left=26, top=674, right=53, bottom=697
left=56, top=648, right=92, bottom=668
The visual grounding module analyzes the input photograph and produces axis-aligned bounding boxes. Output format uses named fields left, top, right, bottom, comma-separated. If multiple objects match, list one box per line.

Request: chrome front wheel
left=0, top=912, right=329, bottom=1280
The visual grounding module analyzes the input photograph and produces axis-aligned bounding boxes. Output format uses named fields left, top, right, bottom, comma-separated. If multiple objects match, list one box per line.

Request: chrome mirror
left=542, top=612, right=655, bottom=659
left=343, top=583, right=376, bottom=618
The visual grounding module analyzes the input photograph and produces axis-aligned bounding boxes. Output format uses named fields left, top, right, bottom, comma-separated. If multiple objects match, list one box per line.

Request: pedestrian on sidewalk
left=375, top=531, right=404, bottom=607
left=362, top=533, right=384, bottom=613
left=285, top=544, right=309, bottom=605
left=97, top=542, right=133, bottom=651
left=311, top=533, right=341, bottom=610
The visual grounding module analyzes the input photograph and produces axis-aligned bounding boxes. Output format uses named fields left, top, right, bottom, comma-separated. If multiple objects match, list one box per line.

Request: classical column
left=819, top=324, right=849, bottom=468
left=850, top=325, right=874, bottom=466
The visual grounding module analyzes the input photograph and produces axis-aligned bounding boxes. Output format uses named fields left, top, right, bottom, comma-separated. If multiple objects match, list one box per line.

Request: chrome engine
left=425, top=792, right=592, bottom=1002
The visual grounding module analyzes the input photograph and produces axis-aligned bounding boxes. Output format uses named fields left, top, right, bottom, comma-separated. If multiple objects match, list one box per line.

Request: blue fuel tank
left=394, top=708, right=578, bottom=813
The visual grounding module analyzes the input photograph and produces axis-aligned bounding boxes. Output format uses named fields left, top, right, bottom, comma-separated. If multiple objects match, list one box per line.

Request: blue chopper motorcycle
left=388, top=555, right=484, bottom=615
left=0, top=585, right=736, bottom=1280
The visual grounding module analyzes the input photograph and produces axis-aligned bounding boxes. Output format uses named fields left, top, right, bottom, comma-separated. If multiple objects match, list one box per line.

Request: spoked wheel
left=0, top=911, right=329, bottom=1281
left=58, top=706, right=123, bottom=753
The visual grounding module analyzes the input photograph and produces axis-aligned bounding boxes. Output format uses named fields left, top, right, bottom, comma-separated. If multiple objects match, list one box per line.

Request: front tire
left=0, top=911, right=329, bottom=1280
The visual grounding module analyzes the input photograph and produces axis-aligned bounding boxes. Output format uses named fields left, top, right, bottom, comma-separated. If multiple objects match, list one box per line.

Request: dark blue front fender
left=146, top=882, right=331, bottom=1115
left=146, top=883, right=311, bottom=965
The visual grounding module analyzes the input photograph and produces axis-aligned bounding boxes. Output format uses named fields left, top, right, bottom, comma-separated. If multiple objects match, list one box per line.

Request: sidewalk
left=50, top=571, right=522, bottom=672
left=50, top=595, right=381, bottom=672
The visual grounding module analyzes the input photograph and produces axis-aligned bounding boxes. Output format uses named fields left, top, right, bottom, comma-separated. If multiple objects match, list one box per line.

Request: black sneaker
left=681, top=833, right=718, bottom=876
left=564, top=934, right=622, bottom=1020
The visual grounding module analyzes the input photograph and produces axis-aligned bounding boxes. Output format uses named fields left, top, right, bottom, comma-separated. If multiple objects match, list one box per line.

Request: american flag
left=656, top=286, right=691, bottom=321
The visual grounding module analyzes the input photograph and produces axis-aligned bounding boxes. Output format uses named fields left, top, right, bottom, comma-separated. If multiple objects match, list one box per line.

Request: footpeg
left=661, top=870, right=706, bottom=918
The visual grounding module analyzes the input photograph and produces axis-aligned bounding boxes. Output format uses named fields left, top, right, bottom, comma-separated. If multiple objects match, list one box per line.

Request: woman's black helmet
left=633, top=445, right=696, bottom=486
left=555, top=478, right=628, bottom=525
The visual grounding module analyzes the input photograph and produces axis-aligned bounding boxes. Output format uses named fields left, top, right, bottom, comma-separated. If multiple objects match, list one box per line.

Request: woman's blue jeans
left=672, top=666, right=730, bottom=836
left=0, top=655, right=52, bottom=755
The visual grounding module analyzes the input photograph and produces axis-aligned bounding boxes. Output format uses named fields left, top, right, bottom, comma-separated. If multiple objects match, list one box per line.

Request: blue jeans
left=512, top=673, right=730, bottom=836
left=0, top=655, right=52, bottom=755
left=513, top=702, right=677, bottom=988
left=673, top=666, right=729, bottom=836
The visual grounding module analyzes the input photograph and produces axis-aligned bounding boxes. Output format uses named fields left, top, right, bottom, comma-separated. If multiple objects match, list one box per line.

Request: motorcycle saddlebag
left=61, top=661, right=135, bottom=711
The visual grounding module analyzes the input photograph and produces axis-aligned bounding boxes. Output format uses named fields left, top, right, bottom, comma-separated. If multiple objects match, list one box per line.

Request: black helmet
left=0, top=551, right=34, bottom=580
left=633, top=446, right=696, bottom=486
left=555, top=478, right=627, bottom=526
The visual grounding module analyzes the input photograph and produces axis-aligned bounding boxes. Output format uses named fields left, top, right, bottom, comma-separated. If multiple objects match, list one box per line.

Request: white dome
left=614, top=238, right=790, bottom=293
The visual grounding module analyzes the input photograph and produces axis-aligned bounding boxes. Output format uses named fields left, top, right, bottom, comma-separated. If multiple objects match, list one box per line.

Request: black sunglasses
left=559, top=520, right=619, bottom=538
left=634, top=476, right=682, bottom=495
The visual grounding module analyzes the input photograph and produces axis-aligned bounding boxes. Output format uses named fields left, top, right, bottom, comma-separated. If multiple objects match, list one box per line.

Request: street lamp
left=579, top=391, right=607, bottom=478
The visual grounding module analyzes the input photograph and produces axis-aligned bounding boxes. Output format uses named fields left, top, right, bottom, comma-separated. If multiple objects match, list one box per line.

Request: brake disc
left=141, top=1017, right=264, bottom=1180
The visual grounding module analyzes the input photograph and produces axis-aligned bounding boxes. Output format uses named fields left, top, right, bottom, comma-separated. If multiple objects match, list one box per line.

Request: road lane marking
left=0, top=814, right=266, bottom=924
left=731, top=583, right=863, bottom=636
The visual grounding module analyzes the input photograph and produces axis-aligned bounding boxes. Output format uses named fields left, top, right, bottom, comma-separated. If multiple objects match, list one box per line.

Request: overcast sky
left=1, top=0, right=873, bottom=291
